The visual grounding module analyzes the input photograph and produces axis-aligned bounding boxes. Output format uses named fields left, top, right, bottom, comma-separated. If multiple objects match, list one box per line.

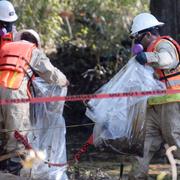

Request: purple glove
left=131, top=43, right=144, bottom=55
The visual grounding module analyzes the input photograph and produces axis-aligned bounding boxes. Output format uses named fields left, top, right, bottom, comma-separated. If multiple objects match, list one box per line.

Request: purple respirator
left=131, top=43, right=144, bottom=55
left=0, top=28, right=7, bottom=36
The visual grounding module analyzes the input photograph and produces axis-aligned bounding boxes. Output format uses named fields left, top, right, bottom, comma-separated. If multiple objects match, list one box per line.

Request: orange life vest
left=0, top=41, right=36, bottom=89
left=147, top=36, right=180, bottom=90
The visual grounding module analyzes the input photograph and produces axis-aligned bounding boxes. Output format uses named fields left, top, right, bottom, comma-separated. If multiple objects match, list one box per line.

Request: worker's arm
left=145, top=40, right=179, bottom=69
left=30, top=48, right=69, bottom=87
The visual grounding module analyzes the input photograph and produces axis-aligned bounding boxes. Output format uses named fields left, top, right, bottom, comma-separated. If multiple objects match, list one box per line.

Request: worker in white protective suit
left=0, top=0, right=69, bottom=175
left=128, top=13, right=180, bottom=179
left=15, top=29, right=68, bottom=180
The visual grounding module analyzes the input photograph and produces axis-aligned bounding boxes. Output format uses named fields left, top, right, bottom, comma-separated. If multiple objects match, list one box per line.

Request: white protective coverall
left=0, top=47, right=68, bottom=153
left=129, top=40, right=180, bottom=179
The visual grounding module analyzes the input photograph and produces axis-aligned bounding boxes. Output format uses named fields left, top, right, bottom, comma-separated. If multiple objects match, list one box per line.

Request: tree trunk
left=150, top=0, right=180, bottom=43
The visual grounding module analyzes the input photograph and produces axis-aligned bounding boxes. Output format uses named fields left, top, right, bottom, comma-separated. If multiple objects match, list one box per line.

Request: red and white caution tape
left=14, top=130, right=93, bottom=167
left=1, top=89, right=179, bottom=105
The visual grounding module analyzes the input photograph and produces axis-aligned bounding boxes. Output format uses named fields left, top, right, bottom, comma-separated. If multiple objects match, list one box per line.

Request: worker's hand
left=135, top=52, right=147, bottom=65
left=61, top=80, right=70, bottom=87
left=66, top=80, right=70, bottom=86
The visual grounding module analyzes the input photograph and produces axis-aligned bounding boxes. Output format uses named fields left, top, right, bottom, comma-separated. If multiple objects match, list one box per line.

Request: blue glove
left=135, top=52, right=147, bottom=65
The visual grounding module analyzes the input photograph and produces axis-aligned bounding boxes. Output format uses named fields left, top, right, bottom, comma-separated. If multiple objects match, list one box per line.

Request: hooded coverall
left=129, top=39, right=180, bottom=179
left=0, top=47, right=68, bottom=153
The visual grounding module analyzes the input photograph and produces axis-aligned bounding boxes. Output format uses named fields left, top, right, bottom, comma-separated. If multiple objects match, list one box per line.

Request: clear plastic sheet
left=86, top=58, right=165, bottom=156
left=24, top=77, right=68, bottom=180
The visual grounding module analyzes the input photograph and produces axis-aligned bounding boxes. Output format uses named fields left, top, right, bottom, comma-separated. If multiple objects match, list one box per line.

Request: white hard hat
left=130, top=13, right=164, bottom=37
left=25, top=29, right=41, bottom=48
left=14, top=29, right=41, bottom=48
left=0, top=0, right=18, bottom=22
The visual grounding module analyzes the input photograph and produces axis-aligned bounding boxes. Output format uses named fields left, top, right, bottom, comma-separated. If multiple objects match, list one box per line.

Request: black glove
left=135, top=52, right=147, bottom=65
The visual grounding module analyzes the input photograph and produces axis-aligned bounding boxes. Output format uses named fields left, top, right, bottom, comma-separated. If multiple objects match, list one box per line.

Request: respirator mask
left=131, top=32, right=146, bottom=55
left=0, top=21, right=16, bottom=36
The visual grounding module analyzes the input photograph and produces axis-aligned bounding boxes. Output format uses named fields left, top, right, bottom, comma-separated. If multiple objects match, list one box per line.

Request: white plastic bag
left=86, top=57, right=165, bottom=156
left=27, top=77, right=68, bottom=180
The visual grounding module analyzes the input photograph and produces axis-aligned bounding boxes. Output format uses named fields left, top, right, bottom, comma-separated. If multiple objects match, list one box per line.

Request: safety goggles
left=133, top=32, right=147, bottom=43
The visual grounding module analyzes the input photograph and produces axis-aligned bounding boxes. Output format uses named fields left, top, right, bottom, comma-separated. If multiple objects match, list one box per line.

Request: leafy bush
left=11, top=0, right=63, bottom=48
left=11, top=0, right=148, bottom=52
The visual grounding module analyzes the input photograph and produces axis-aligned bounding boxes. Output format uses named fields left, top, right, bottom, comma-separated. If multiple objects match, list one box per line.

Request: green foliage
left=10, top=0, right=149, bottom=51
left=58, top=0, right=149, bottom=55
left=11, top=0, right=63, bottom=47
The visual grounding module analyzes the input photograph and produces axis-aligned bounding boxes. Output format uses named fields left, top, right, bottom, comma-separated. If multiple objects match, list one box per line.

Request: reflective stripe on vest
left=147, top=36, right=180, bottom=105
left=0, top=41, right=35, bottom=89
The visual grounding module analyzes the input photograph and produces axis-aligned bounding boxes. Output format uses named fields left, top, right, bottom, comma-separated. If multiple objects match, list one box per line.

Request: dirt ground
left=0, top=155, right=178, bottom=180
left=66, top=148, right=177, bottom=180
left=65, top=130, right=178, bottom=180
left=0, top=164, right=176, bottom=180
left=67, top=162, right=175, bottom=180
left=0, top=130, right=179, bottom=180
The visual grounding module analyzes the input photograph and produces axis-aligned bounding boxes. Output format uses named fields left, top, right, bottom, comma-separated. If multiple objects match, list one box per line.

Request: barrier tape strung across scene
left=1, top=89, right=180, bottom=105
left=0, top=125, right=94, bottom=167
left=3, top=89, right=180, bottom=168
left=14, top=130, right=93, bottom=167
